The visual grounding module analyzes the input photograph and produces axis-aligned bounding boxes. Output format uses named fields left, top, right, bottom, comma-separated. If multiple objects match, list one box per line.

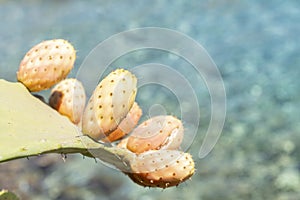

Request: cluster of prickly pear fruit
left=16, top=39, right=195, bottom=188
left=117, top=115, right=194, bottom=188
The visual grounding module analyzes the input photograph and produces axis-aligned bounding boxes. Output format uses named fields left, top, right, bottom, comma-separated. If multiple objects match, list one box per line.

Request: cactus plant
left=0, top=79, right=195, bottom=188
left=0, top=39, right=196, bottom=189
left=0, top=79, right=133, bottom=168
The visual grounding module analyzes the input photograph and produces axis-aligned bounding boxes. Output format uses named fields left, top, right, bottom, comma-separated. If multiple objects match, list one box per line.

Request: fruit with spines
left=49, top=78, right=86, bottom=124
left=127, top=150, right=195, bottom=188
left=17, top=39, right=76, bottom=92
left=102, top=102, right=142, bottom=142
left=119, top=115, right=184, bottom=153
left=82, top=69, right=137, bottom=141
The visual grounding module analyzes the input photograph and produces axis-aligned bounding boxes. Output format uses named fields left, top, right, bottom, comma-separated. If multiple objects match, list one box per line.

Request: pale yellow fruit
left=121, top=115, right=184, bottom=153
left=128, top=150, right=195, bottom=188
left=82, top=69, right=137, bottom=140
left=49, top=78, right=86, bottom=124
left=102, top=102, right=142, bottom=142
left=17, top=39, right=76, bottom=92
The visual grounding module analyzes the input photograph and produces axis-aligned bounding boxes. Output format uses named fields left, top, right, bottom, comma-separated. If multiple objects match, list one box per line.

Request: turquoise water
left=0, top=0, right=299, bottom=199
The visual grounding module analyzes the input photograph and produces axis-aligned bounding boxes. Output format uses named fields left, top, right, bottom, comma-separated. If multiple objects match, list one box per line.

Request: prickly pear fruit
left=102, top=102, right=142, bottom=142
left=128, top=150, right=195, bottom=188
left=120, top=115, right=183, bottom=153
left=82, top=69, right=137, bottom=140
left=17, top=39, right=76, bottom=92
left=49, top=78, right=86, bottom=124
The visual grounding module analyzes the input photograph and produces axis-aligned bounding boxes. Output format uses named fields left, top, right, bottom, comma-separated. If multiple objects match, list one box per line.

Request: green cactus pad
left=0, top=79, right=133, bottom=170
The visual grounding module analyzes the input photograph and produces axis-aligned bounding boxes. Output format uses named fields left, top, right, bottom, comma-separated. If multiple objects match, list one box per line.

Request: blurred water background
left=0, top=0, right=300, bottom=199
